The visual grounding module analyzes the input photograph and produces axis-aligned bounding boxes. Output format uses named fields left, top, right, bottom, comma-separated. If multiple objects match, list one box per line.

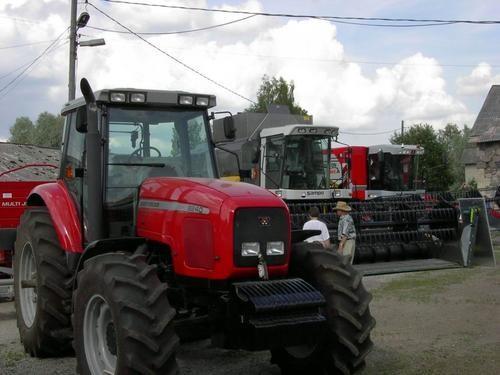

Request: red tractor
left=0, top=79, right=374, bottom=374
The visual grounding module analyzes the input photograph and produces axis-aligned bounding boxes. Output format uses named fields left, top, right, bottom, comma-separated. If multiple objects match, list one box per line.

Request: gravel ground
left=1, top=255, right=499, bottom=375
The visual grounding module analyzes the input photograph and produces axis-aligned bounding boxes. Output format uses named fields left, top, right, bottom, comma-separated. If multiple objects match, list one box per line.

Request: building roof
left=470, top=85, right=500, bottom=144
left=0, top=143, right=60, bottom=181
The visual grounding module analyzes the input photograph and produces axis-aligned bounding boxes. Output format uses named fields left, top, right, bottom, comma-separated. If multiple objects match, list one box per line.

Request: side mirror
left=223, top=116, right=236, bottom=139
left=76, top=106, right=88, bottom=133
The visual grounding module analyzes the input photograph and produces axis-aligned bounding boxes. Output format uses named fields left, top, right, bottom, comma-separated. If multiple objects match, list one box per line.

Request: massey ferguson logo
left=258, top=216, right=271, bottom=227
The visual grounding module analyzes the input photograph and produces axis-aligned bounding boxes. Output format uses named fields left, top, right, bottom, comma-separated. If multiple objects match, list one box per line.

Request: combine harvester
left=213, top=110, right=496, bottom=275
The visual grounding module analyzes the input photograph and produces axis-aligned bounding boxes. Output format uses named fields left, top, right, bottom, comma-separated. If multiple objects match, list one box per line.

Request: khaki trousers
left=341, top=239, right=356, bottom=264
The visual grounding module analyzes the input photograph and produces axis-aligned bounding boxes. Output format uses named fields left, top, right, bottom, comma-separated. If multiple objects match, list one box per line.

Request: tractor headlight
left=110, top=92, right=126, bottom=102
left=196, top=96, right=209, bottom=106
left=130, top=93, right=146, bottom=103
left=266, top=241, right=284, bottom=256
left=179, top=95, right=194, bottom=105
left=241, top=242, right=260, bottom=257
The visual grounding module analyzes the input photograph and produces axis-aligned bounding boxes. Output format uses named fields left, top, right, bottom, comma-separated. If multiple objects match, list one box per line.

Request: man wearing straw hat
left=334, top=201, right=356, bottom=263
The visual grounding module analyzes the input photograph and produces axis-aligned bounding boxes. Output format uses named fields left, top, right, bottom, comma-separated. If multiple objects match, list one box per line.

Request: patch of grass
left=1, top=349, right=26, bottom=367
left=372, top=269, right=476, bottom=302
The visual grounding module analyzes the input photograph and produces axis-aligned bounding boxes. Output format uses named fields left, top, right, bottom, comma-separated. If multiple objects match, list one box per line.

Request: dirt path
left=1, top=260, right=499, bottom=374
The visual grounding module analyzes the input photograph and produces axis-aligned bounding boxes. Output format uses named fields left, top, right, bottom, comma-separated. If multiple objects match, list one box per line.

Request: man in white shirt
left=303, top=206, right=331, bottom=248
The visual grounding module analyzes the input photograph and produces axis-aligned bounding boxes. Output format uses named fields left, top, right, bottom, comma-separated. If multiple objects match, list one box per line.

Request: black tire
left=271, top=242, right=375, bottom=375
left=73, top=252, right=179, bottom=375
left=13, top=207, right=73, bottom=357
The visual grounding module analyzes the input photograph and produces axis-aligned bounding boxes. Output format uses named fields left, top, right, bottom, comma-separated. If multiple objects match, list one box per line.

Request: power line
left=339, top=128, right=400, bottom=136
left=0, top=39, right=69, bottom=102
left=0, top=15, right=43, bottom=25
left=0, top=61, right=32, bottom=81
left=0, top=28, right=69, bottom=96
left=0, top=39, right=60, bottom=50
left=103, top=38, right=498, bottom=69
left=101, top=0, right=500, bottom=25
left=87, top=2, right=256, bottom=104
left=324, top=19, right=457, bottom=28
left=88, top=14, right=256, bottom=35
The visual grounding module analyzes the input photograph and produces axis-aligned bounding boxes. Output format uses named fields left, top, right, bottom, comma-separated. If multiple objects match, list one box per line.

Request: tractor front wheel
left=271, top=242, right=376, bottom=375
left=73, top=252, right=179, bottom=375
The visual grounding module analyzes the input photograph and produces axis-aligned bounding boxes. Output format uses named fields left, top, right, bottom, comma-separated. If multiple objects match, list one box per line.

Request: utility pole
left=68, top=2, right=103, bottom=101
left=401, top=120, right=405, bottom=137
left=68, top=0, right=78, bottom=101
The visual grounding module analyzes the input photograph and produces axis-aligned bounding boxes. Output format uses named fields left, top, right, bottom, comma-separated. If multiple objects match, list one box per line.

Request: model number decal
left=139, top=199, right=209, bottom=215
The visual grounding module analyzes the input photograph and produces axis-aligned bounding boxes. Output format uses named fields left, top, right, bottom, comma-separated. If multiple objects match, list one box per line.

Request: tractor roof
left=61, top=88, right=216, bottom=115
left=369, top=144, right=424, bottom=155
left=260, top=124, right=339, bottom=138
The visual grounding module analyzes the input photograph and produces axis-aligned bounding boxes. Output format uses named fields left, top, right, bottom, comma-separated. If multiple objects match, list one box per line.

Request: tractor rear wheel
left=14, top=208, right=73, bottom=357
left=271, top=242, right=375, bottom=375
left=73, top=252, right=179, bottom=375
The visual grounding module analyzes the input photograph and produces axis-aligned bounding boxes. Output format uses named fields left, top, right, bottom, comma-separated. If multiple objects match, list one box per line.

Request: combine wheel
left=73, top=252, right=179, bottom=375
left=14, top=208, right=73, bottom=357
left=272, top=242, right=375, bottom=375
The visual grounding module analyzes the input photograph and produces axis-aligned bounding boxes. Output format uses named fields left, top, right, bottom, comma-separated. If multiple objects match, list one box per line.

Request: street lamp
left=79, top=38, right=106, bottom=47
left=68, top=5, right=105, bottom=101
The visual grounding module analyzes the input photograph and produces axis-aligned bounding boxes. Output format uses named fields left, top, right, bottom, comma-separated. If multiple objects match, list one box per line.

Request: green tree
left=171, top=119, right=204, bottom=156
left=9, top=112, right=64, bottom=147
left=32, top=111, right=64, bottom=147
left=9, top=116, right=35, bottom=144
left=390, top=123, right=453, bottom=191
left=246, top=75, right=309, bottom=115
left=438, top=124, right=472, bottom=190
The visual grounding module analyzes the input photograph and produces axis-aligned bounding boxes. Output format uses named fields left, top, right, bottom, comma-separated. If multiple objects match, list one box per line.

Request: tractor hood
left=137, top=177, right=290, bottom=280
left=141, top=177, right=276, bottom=200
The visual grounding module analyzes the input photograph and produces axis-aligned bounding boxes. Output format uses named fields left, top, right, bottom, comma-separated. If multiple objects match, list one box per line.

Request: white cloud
left=0, top=0, right=476, bottom=142
left=456, top=62, right=500, bottom=96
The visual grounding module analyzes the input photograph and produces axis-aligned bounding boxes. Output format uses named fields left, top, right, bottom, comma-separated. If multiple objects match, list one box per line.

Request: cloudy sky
left=1, top=0, right=499, bottom=144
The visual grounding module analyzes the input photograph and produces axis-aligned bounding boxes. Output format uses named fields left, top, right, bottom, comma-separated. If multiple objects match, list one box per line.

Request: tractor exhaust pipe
left=80, top=78, right=104, bottom=242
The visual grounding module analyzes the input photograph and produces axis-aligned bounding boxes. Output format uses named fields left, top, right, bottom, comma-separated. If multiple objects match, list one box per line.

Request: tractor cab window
left=282, top=135, right=330, bottom=190
left=105, top=107, right=214, bottom=236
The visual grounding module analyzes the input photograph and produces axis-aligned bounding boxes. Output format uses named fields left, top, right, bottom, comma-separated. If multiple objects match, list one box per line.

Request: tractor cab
left=61, top=88, right=218, bottom=238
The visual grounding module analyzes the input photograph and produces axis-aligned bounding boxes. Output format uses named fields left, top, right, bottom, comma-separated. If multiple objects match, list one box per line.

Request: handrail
left=0, top=163, right=58, bottom=178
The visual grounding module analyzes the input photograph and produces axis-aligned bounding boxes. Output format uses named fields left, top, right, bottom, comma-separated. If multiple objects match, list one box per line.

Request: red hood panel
left=140, top=178, right=276, bottom=202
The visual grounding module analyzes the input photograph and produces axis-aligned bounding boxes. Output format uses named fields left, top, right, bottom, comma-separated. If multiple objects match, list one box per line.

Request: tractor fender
left=71, top=237, right=146, bottom=290
left=27, top=181, right=83, bottom=253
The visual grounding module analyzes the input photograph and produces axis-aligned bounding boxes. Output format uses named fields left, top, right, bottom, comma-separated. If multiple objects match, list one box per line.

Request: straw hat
left=334, top=201, right=352, bottom=212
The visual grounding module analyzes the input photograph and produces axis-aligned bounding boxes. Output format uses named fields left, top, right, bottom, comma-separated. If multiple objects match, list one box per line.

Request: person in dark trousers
left=303, top=206, right=331, bottom=249
left=335, top=201, right=356, bottom=263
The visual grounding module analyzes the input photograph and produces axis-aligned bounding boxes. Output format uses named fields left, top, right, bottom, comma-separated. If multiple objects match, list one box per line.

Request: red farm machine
left=213, top=111, right=496, bottom=275
left=0, top=163, right=58, bottom=299
left=0, top=79, right=375, bottom=375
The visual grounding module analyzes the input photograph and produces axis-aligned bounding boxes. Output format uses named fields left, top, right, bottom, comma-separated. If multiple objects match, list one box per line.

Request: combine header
left=213, top=111, right=495, bottom=275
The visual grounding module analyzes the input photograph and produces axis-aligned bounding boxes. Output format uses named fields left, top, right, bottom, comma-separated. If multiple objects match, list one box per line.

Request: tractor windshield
left=106, top=107, right=215, bottom=196
left=263, top=135, right=331, bottom=190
